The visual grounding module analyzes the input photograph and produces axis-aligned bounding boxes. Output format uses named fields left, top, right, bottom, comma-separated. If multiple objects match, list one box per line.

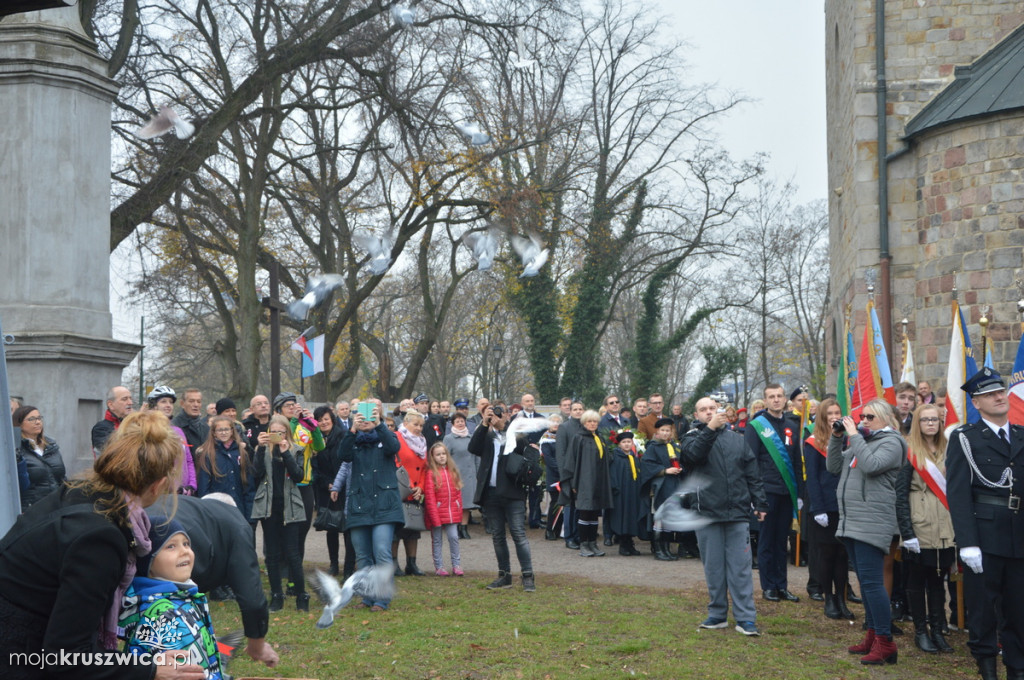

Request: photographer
left=681, top=397, right=768, bottom=636
left=467, top=405, right=538, bottom=592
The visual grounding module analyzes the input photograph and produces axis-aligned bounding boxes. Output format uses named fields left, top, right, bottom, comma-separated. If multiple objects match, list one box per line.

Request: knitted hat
left=215, top=397, right=237, bottom=414
left=137, top=517, right=189, bottom=578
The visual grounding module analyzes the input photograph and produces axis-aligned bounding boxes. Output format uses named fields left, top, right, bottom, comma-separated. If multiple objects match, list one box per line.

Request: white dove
left=510, top=232, right=549, bottom=277
left=135, top=105, right=195, bottom=140
left=312, top=565, right=395, bottom=629
left=352, top=230, right=394, bottom=276
left=462, top=228, right=500, bottom=271
left=503, top=416, right=553, bottom=455
left=652, top=472, right=713, bottom=532
left=455, top=122, right=491, bottom=146
left=286, top=273, right=344, bottom=321
left=391, top=4, right=415, bottom=27
left=508, top=35, right=536, bottom=70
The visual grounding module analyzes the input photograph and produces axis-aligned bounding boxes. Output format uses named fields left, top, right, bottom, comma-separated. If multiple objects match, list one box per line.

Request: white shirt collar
left=980, top=417, right=1009, bottom=439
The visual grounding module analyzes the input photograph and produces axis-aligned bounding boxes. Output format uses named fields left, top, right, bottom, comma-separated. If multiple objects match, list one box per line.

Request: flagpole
left=979, top=307, right=989, bottom=370
left=901, top=316, right=908, bottom=381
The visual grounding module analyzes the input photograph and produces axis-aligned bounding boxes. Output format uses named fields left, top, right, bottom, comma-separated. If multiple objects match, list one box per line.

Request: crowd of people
left=4, top=372, right=1023, bottom=679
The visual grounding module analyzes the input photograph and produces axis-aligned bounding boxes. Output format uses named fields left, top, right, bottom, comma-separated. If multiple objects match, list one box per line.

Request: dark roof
left=904, top=22, right=1024, bottom=139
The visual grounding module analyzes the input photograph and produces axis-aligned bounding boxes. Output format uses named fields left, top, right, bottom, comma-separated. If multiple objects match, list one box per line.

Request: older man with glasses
left=599, top=395, right=626, bottom=431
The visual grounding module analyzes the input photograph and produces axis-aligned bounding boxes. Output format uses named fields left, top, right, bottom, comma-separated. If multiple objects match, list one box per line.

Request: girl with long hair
left=424, top=442, right=464, bottom=575
left=196, top=415, right=255, bottom=523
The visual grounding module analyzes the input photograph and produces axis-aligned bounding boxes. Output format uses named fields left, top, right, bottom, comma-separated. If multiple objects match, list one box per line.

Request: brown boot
left=848, top=629, right=875, bottom=654
left=860, top=634, right=898, bottom=665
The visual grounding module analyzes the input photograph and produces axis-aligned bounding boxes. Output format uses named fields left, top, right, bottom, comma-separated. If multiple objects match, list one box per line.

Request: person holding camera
left=251, top=415, right=308, bottom=612
left=681, top=397, right=768, bottom=636
left=467, top=405, right=539, bottom=592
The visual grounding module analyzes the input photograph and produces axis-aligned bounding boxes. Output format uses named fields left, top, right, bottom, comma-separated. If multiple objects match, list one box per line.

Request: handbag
left=395, top=460, right=427, bottom=531
left=313, top=507, right=345, bottom=532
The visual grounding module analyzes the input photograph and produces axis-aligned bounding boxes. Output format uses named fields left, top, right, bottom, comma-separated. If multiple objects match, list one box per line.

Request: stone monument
left=0, top=6, right=140, bottom=474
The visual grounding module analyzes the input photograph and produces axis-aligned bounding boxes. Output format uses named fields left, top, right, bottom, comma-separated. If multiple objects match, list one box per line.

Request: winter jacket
left=312, top=427, right=344, bottom=507
left=679, top=423, right=767, bottom=522
left=196, top=440, right=255, bottom=521
left=827, top=428, right=905, bottom=552
left=895, top=457, right=955, bottom=550
left=443, top=431, right=477, bottom=509
left=171, top=425, right=197, bottom=493
left=468, top=423, right=537, bottom=504
left=424, top=468, right=462, bottom=528
left=18, top=436, right=66, bottom=510
left=90, top=410, right=121, bottom=454
left=336, top=424, right=403, bottom=529
left=395, top=432, right=427, bottom=502
left=566, top=431, right=614, bottom=512
left=540, top=432, right=559, bottom=488
left=250, top=444, right=306, bottom=524
left=289, top=415, right=324, bottom=486
left=120, top=577, right=222, bottom=679
left=803, top=436, right=839, bottom=515
left=173, top=411, right=210, bottom=461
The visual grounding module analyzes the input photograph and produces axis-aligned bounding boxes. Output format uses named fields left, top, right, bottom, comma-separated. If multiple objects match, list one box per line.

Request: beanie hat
left=137, top=517, right=189, bottom=578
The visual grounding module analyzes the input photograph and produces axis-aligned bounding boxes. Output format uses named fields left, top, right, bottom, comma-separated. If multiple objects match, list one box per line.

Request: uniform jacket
left=946, top=421, right=1024, bottom=558
left=120, top=577, right=222, bottom=679
left=250, top=444, right=306, bottom=524
left=424, top=467, right=462, bottom=528
left=467, top=423, right=537, bottom=504
left=336, top=424, right=403, bottom=530
left=896, top=458, right=955, bottom=550
left=827, top=428, right=905, bottom=552
left=566, top=431, right=614, bottom=511
left=18, top=436, right=66, bottom=510
left=680, top=423, right=767, bottom=522
left=745, top=410, right=805, bottom=497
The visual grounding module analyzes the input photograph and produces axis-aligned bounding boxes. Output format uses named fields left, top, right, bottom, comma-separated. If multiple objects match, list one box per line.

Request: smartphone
left=357, top=402, right=377, bottom=423
left=268, top=432, right=284, bottom=444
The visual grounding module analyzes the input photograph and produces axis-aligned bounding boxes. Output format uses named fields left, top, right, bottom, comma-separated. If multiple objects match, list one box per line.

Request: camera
left=832, top=419, right=845, bottom=434
left=491, top=405, right=505, bottom=419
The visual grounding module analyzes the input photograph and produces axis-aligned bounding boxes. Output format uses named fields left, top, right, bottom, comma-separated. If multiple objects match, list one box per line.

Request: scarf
left=104, top=410, right=122, bottom=427
left=100, top=495, right=151, bottom=650
left=399, top=425, right=427, bottom=458
left=451, top=422, right=470, bottom=438
left=354, top=429, right=381, bottom=446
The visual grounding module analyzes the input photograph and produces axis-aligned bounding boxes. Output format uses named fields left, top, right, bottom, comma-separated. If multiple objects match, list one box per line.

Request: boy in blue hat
left=119, top=518, right=223, bottom=678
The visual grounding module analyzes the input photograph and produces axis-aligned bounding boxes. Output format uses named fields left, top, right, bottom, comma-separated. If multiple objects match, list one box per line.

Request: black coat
left=0, top=487, right=152, bottom=680
left=173, top=411, right=210, bottom=458
left=147, top=494, right=268, bottom=639
left=18, top=437, right=66, bottom=511
left=744, top=410, right=804, bottom=498
left=679, top=423, right=767, bottom=523
left=608, top=448, right=649, bottom=539
left=467, top=423, right=537, bottom=504
left=803, top=436, right=839, bottom=515
left=946, top=421, right=1024, bottom=558
left=640, top=439, right=685, bottom=511
left=566, top=431, right=614, bottom=511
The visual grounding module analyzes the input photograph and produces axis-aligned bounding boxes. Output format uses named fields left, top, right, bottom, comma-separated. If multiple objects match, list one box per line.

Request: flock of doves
left=133, top=3, right=549, bottom=315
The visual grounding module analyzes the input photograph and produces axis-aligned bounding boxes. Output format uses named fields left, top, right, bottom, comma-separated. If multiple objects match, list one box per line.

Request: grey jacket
left=250, top=444, right=306, bottom=524
left=827, top=428, right=905, bottom=552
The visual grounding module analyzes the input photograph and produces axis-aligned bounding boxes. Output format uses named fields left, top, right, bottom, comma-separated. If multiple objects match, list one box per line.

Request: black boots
left=977, top=657, right=998, bottom=680
left=652, top=531, right=675, bottom=561
left=405, top=557, right=424, bottom=576
left=618, top=536, right=641, bottom=556
left=458, top=525, right=471, bottom=539
left=296, top=592, right=310, bottom=612
left=927, top=586, right=954, bottom=652
left=824, top=594, right=842, bottom=620
left=268, top=592, right=284, bottom=612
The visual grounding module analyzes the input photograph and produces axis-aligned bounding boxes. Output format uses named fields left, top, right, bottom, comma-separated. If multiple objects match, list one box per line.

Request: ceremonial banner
left=944, top=301, right=979, bottom=434
left=1009, top=332, right=1024, bottom=426
left=291, top=334, right=325, bottom=378
left=900, top=335, right=916, bottom=386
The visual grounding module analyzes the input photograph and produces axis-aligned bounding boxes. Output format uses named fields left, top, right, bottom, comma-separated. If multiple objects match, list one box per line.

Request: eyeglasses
left=269, top=430, right=288, bottom=435
left=607, top=400, right=619, bottom=404
left=23, top=416, right=43, bottom=423
left=918, top=417, right=940, bottom=424
left=860, top=414, right=876, bottom=422
left=214, top=428, right=233, bottom=434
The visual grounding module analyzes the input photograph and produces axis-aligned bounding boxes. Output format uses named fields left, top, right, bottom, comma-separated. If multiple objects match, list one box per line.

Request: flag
left=837, top=318, right=856, bottom=415
left=1009, top=332, right=1024, bottom=426
left=944, top=301, right=979, bottom=434
left=899, top=334, right=916, bottom=386
left=983, top=343, right=994, bottom=370
left=291, top=334, right=325, bottom=378
left=854, top=299, right=895, bottom=410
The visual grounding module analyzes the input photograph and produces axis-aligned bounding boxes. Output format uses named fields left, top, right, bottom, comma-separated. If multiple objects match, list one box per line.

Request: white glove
left=814, top=514, right=828, bottom=528
left=797, top=498, right=804, bottom=511
left=903, top=538, right=921, bottom=553
left=960, top=546, right=983, bottom=574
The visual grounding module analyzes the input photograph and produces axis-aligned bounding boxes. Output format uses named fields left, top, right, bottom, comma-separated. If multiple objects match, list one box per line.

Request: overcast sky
left=662, top=1, right=827, bottom=206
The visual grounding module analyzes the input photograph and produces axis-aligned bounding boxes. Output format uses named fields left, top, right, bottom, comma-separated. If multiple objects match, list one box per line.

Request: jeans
left=843, top=538, right=890, bottom=636
left=482, top=489, right=533, bottom=574
left=349, top=523, right=396, bottom=608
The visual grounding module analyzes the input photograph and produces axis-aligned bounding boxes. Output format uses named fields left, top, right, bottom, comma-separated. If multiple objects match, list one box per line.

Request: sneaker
left=486, top=572, right=513, bottom=590
left=736, top=621, right=761, bottom=636
left=699, top=617, right=729, bottom=629
left=435, top=568, right=450, bottom=577
left=522, top=573, right=536, bottom=592
left=453, top=566, right=464, bottom=576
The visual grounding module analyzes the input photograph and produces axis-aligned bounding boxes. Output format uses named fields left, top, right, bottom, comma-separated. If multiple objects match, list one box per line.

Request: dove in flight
left=353, top=230, right=394, bottom=276
left=312, top=565, right=395, bottom=629
left=510, top=232, right=549, bottom=277
left=462, top=227, right=500, bottom=271
left=286, top=273, right=344, bottom=321
left=391, top=4, right=415, bottom=27
left=455, top=122, right=491, bottom=146
left=508, top=34, right=536, bottom=70
left=135, top=105, right=195, bottom=140
left=652, top=472, right=714, bottom=532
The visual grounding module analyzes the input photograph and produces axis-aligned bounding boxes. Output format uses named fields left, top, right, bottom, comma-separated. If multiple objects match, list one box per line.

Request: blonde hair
left=907, top=403, right=947, bottom=470
left=267, top=414, right=294, bottom=446
left=863, top=399, right=901, bottom=431
left=426, top=442, right=463, bottom=491
left=403, top=411, right=425, bottom=427
left=580, top=409, right=601, bottom=425
left=70, top=410, right=182, bottom=527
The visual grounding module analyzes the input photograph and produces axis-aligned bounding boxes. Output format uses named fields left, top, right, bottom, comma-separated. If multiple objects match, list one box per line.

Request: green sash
left=752, top=415, right=798, bottom=517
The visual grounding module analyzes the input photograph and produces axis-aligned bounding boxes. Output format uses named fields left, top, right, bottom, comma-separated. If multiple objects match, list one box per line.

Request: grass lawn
left=213, top=569, right=979, bottom=680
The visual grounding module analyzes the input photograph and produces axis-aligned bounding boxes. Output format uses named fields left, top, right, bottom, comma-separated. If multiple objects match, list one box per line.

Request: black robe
left=608, top=447, right=650, bottom=540
left=640, top=439, right=684, bottom=512
left=567, top=431, right=613, bottom=511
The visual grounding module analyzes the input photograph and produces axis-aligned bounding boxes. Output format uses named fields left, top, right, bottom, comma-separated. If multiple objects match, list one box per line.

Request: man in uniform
left=946, top=368, right=1024, bottom=680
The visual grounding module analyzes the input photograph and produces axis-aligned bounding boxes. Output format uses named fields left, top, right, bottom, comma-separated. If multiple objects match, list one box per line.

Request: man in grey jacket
left=681, top=397, right=768, bottom=636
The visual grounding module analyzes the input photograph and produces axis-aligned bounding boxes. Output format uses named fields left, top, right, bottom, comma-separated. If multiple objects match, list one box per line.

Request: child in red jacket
left=424, top=442, right=464, bottom=576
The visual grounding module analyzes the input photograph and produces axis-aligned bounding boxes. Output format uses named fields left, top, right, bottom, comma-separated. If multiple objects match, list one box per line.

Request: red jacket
left=424, top=467, right=462, bottom=528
